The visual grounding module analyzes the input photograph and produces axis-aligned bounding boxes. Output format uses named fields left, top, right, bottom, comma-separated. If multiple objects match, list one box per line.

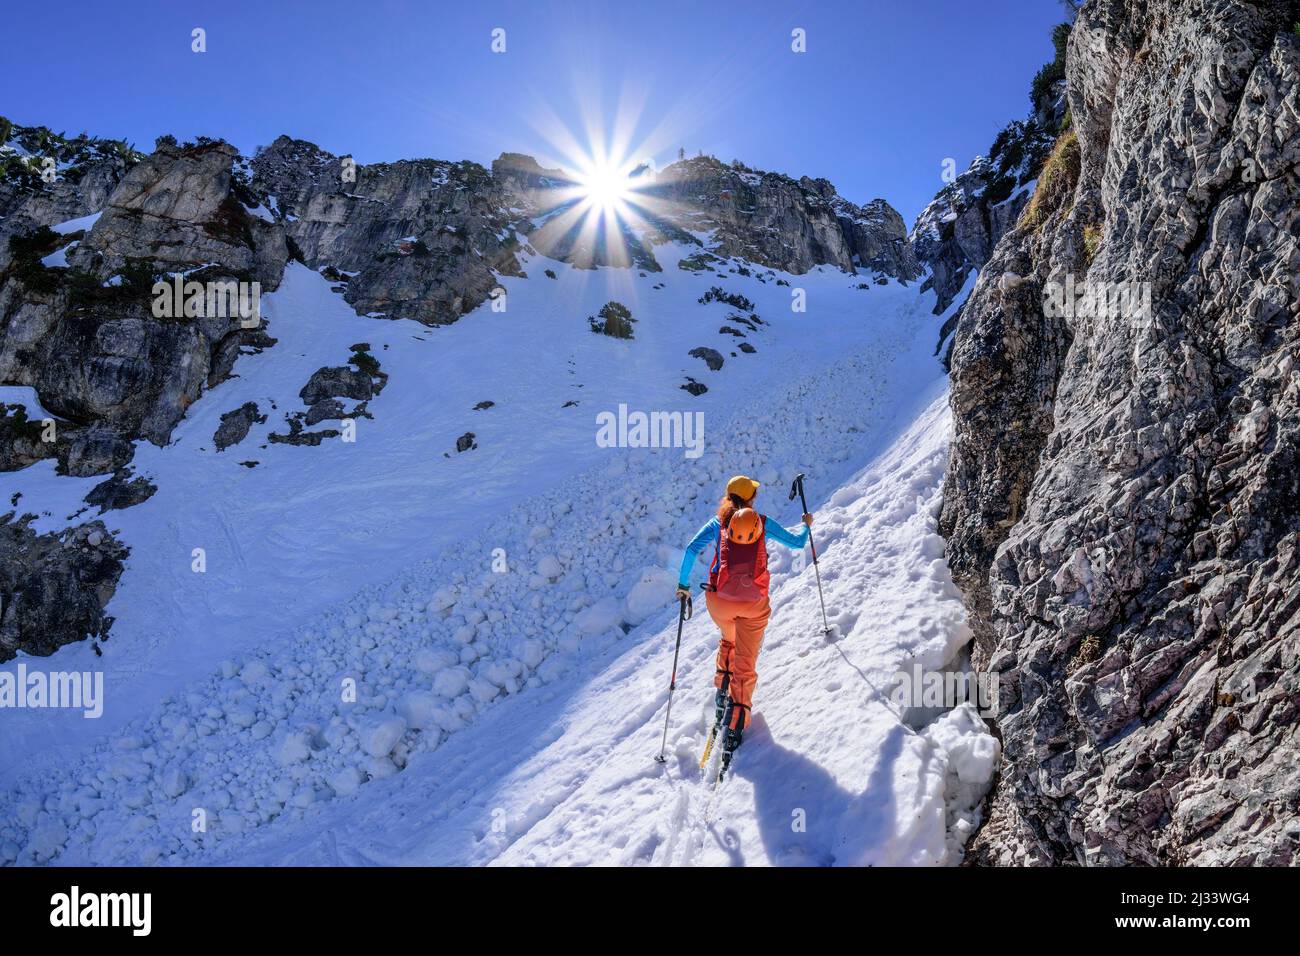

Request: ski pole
left=654, top=592, right=692, bottom=763
left=789, top=473, right=832, bottom=636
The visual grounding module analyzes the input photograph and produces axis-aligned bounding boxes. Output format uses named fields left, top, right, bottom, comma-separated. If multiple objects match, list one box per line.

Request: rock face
left=0, top=127, right=924, bottom=474
left=249, top=142, right=921, bottom=327
left=0, top=516, right=128, bottom=662
left=252, top=137, right=527, bottom=325
left=0, top=121, right=140, bottom=271
left=940, top=0, right=1300, bottom=865
left=648, top=156, right=919, bottom=279
left=912, top=118, right=1058, bottom=320
left=912, top=154, right=1039, bottom=320
left=0, top=139, right=288, bottom=456
left=78, top=140, right=286, bottom=285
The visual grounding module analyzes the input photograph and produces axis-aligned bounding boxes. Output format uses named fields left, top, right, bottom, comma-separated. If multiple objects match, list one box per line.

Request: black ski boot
left=718, top=702, right=748, bottom=781
left=713, top=671, right=731, bottom=726
left=699, top=674, right=733, bottom=771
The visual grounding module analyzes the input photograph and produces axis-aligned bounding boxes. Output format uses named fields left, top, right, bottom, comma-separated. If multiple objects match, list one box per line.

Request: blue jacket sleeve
left=678, top=517, right=720, bottom=587
left=764, top=517, right=810, bottom=550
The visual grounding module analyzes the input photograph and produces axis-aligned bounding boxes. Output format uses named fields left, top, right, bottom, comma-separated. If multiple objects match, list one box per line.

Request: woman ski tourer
left=676, top=474, right=813, bottom=768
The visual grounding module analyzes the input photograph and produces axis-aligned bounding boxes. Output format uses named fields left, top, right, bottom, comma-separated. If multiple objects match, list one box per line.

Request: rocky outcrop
left=689, top=347, right=724, bottom=371
left=912, top=153, right=1039, bottom=320
left=912, top=124, right=1058, bottom=321
left=648, top=156, right=919, bottom=279
left=941, top=0, right=1300, bottom=865
left=76, top=140, right=286, bottom=285
left=213, top=401, right=264, bottom=451
left=0, top=138, right=289, bottom=459
left=300, top=366, right=374, bottom=406
left=0, top=515, right=128, bottom=662
left=0, top=120, right=141, bottom=270
left=251, top=136, right=526, bottom=325
left=0, top=401, right=56, bottom=471
left=84, top=468, right=157, bottom=513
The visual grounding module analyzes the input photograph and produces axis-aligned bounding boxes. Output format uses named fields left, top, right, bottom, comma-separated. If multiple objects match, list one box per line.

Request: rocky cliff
left=651, top=156, right=918, bottom=279
left=912, top=28, right=1067, bottom=322
left=0, top=122, right=140, bottom=271
left=0, top=138, right=287, bottom=463
left=938, top=0, right=1300, bottom=864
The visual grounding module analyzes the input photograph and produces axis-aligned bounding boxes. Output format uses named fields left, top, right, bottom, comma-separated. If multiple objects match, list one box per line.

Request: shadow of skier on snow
left=727, top=714, right=905, bottom=866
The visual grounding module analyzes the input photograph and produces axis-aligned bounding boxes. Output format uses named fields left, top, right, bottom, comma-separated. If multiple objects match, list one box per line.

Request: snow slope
left=223, top=385, right=995, bottom=867
left=0, top=243, right=924, bottom=779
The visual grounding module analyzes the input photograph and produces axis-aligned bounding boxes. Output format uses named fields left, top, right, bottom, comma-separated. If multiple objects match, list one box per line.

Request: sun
left=520, top=100, right=672, bottom=267
left=578, top=162, right=633, bottom=212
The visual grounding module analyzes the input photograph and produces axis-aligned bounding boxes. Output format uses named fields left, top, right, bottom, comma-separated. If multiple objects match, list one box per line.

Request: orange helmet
left=728, top=508, right=762, bottom=544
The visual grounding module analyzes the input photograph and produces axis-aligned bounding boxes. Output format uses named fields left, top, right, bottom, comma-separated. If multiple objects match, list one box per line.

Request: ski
left=699, top=721, right=721, bottom=769
left=699, top=687, right=727, bottom=770
left=701, top=745, right=732, bottom=826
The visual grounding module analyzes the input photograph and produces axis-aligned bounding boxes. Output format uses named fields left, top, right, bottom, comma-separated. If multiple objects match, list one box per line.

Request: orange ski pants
left=706, top=590, right=771, bottom=729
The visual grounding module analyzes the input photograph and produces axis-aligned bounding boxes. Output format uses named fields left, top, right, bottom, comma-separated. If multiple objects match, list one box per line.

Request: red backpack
left=708, top=514, right=769, bottom=601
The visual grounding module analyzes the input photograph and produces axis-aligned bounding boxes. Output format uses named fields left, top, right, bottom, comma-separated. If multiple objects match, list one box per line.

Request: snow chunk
left=414, top=647, right=458, bottom=674
left=433, top=666, right=471, bottom=698
left=275, top=732, right=311, bottom=766
left=358, top=715, right=407, bottom=758
left=575, top=596, right=623, bottom=637
left=396, top=691, right=441, bottom=731
left=624, top=566, right=674, bottom=625
left=329, top=766, right=363, bottom=798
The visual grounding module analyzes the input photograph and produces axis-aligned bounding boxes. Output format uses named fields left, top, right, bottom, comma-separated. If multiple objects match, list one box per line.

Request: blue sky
left=5, top=0, right=1063, bottom=223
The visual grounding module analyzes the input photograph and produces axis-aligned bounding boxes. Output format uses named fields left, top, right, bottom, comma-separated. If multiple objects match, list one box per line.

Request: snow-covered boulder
left=431, top=706, right=466, bottom=734
left=519, top=639, right=545, bottom=669
left=427, top=588, right=457, bottom=613
left=240, top=659, right=271, bottom=686
left=160, top=766, right=189, bottom=799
